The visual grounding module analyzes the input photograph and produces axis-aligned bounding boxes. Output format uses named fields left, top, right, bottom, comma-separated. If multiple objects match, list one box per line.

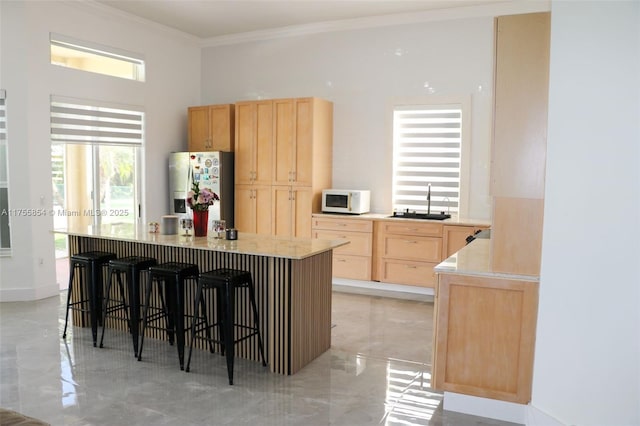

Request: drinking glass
left=180, top=218, right=193, bottom=236
left=212, top=220, right=226, bottom=239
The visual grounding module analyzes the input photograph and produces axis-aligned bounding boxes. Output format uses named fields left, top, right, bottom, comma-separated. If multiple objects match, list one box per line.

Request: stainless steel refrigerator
left=168, top=151, right=234, bottom=228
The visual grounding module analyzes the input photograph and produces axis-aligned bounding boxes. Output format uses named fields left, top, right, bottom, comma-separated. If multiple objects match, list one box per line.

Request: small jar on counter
left=148, top=222, right=159, bottom=233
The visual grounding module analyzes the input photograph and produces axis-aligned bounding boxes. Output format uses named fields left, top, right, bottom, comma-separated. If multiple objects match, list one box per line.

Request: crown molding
left=71, top=1, right=202, bottom=45
left=200, top=0, right=550, bottom=48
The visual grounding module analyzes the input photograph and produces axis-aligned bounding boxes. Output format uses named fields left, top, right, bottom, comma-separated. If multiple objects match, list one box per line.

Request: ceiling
left=95, top=0, right=511, bottom=39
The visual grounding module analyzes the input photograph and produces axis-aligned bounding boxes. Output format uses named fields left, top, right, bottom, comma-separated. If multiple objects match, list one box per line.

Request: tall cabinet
left=490, top=12, right=550, bottom=275
left=235, top=97, right=333, bottom=237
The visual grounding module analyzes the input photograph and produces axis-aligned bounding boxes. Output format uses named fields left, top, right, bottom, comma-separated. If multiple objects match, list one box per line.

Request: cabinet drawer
left=333, top=255, right=371, bottom=280
left=313, top=230, right=372, bottom=256
left=380, top=259, right=437, bottom=288
left=383, top=235, right=442, bottom=262
left=312, top=217, right=373, bottom=233
left=381, top=221, right=443, bottom=237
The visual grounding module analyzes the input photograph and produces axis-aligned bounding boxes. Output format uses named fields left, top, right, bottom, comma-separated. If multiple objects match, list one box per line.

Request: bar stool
left=185, top=268, right=267, bottom=385
left=62, top=251, right=117, bottom=347
left=99, top=256, right=157, bottom=356
left=137, top=262, right=199, bottom=370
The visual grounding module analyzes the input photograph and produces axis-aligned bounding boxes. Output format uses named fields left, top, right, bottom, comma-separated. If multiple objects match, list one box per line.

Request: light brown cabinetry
left=234, top=100, right=273, bottom=186
left=375, top=221, right=443, bottom=288
left=312, top=216, right=373, bottom=281
left=235, top=184, right=271, bottom=235
left=433, top=272, right=538, bottom=403
left=188, top=104, right=234, bottom=152
left=235, top=98, right=333, bottom=237
left=490, top=12, right=550, bottom=276
left=273, top=186, right=313, bottom=238
left=442, top=225, right=488, bottom=258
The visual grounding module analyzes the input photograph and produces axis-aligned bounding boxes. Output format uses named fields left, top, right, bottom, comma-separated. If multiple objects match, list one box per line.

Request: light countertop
left=434, top=238, right=539, bottom=282
left=53, top=223, right=349, bottom=260
left=312, top=212, right=491, bottom=227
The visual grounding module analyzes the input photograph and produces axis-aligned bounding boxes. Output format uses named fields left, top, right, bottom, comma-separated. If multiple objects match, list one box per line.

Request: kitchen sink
left=388, top=212, right=451, bottom=220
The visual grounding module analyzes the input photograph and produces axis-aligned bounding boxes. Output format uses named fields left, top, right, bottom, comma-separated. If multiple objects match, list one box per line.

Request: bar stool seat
left=185, top=268, right=266, bottom=385
left=99, top=256, right=157, bottom=356
left=138, top=262, right=199, bottom=370
left=62, top=251, right=117, bottom=347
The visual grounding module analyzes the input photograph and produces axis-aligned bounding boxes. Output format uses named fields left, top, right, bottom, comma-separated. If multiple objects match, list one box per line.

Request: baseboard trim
left=443, top=392, right=527, bottom=424
left=0, top=284, right=59, bottom=302
left=526, top=404, right=566, bottom=426
left=332, top=278, right=434, bottom=301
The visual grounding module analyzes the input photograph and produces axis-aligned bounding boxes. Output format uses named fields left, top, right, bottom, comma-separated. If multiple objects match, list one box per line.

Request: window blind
left=1, top=89, right=10, bottom=251
left=50, top=97, right=144, bottom=146
left=392, top=105, right=462, bottom=214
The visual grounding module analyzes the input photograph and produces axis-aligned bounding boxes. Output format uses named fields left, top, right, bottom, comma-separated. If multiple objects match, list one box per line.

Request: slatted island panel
left=58, top=225, right=346, bottom=375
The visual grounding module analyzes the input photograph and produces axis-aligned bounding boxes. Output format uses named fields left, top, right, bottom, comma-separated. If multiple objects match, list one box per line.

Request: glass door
left=51, top=143, right=139, bottom=258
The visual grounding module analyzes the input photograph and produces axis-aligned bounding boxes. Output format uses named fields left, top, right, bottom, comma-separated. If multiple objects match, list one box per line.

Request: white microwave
left=322, top=189, right=371, bottom=214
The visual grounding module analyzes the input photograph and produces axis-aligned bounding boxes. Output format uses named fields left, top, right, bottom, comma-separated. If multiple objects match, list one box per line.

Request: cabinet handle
left=292, top=171, right=296, bottom=182
left=404, top=240, right=418, bottom=244
left=406, top=265, right=417, bottom=269
left=336, top=259, right=347, bottom=262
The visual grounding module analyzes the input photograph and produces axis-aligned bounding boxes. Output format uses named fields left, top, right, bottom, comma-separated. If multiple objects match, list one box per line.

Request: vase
left=192, top=209, right=209, bottom=237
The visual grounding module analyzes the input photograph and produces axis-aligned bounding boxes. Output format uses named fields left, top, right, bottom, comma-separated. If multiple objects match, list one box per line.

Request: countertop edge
left=52, top=227, right=349, bottom=261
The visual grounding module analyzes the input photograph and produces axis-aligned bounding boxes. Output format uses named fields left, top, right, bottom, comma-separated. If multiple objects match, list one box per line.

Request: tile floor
left=0, top=288, right=521, bottom=425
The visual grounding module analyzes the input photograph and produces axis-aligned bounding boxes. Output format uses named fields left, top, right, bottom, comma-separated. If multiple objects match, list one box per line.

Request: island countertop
left=53, top=223, right=349, bottom=260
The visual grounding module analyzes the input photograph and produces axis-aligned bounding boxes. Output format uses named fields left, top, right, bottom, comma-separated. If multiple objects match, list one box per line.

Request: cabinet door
left=209, top=104, right=233, bottom=152
left=292, top=188, right=313, bottom=238
left=236, top=184, right=271, bottom=235
left=492, top=12, right=550, bottom=199
left=293, top=98, right=313, bottom=187
left=235, top=101, right=272, bottom=185
left=254, top=185, right=272, bottom=236
left=235, top=184, right=255, bottom=233
left=443, top=226, right=474, bottom=259
left=188, top=106, right=210, bottom=152
left=235, top=102, right=255, bottom=185
left=273, top=99, right=295, bottom=186
left=272, top=186, right=293, bottom=237
left=254, top=101, right=273, bottom=186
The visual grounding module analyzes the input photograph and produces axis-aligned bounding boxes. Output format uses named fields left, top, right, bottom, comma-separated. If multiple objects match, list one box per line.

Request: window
left=0, top=89, right=9, bottom=255
left=392, top=99, right=469, bottom=216
left=50, top=97, right=143, bottom=247
left=50, top=33, right=145, bottom=82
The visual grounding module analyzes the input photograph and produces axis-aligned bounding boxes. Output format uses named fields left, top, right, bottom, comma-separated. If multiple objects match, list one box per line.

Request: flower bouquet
left=187, top=179, right=219, bottom=236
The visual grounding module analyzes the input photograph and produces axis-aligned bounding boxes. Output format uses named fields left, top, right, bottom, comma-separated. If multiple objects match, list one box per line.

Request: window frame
left=389, top=95, right=471, bottom=217
left=50, top=33, right=146, bottom=82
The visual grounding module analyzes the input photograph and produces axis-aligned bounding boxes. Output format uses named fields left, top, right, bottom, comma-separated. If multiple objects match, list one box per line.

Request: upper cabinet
left=188, top=104, right=235, bottom=152
left=272, top=98, right=332, bottom=188
left=235, top=100, right=273, bottom=186
left=491, top=12, right=550, bottom=200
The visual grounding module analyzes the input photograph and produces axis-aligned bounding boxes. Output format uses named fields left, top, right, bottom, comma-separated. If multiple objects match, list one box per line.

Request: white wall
left=533, top=1, right=640, bottom=424
left=200, top=16, right=498, bottom=218
left=0, top=1, right=201, bottom=301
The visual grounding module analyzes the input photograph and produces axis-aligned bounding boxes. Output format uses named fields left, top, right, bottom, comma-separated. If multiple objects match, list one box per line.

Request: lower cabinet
left=273, top=186, right=313, bottom=238
left=442, top=225, right=488, bottom=259
left=312, top=214, right=489, bottom=287
left=311, top=216, right=373, bottom=280
left=374, top=221, right=443, bottom=288
left=433, top=272, right=539, bottom=403
left=235, top=184, right=272, bottom=235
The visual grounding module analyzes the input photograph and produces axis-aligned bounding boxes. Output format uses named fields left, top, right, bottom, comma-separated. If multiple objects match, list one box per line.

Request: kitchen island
left=54, top=223, right=348, bottom=375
